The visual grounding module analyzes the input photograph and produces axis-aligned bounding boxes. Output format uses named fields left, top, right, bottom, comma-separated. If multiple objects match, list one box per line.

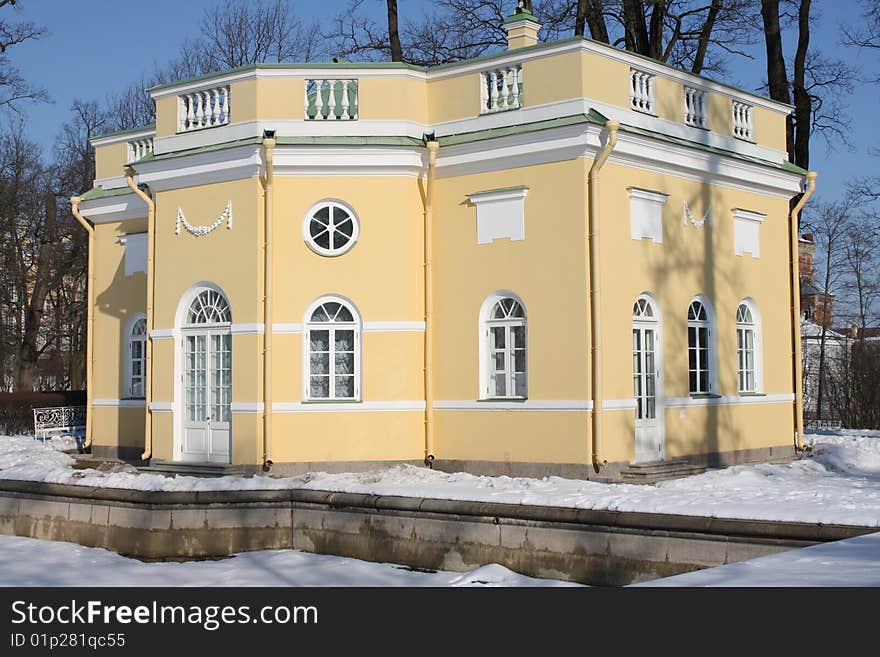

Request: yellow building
left=73, top=8, right=814, bottom=480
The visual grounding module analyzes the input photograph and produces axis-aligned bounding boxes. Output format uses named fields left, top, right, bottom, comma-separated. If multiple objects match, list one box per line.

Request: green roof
left=504, top=8, right=540, bottom=24
left=79, top=185, right=138, bottom=202
left=92, top=123, right=155, bottom=142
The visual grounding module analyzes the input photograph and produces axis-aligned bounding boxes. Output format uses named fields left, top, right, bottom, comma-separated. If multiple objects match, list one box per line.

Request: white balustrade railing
left=731, top=100, right=754, bottom=141
left=305, top=79, right=358, bottom=120
left=178, top=86, right=231, bottom=132
left=630, top=69, right=655, bottom=114
left=480, top=65, right=523, bottom=114
left=684, top=87, right=708, bottom=129
left=127, top=137, right=154, bottom=163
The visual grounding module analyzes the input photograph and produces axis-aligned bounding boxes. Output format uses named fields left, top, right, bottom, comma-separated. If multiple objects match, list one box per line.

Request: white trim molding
left=152, top=324, right=263, bottom=337
left=274, top=321, right=425, bottom=334
left=664, top=393, right=793, bottom=408
left=273, top=323, right=304, bottom=334
left=273, top=400, right=425, bottom=413
left=230, top=323, right=265, bottom=335
left=149, top=401, right=173, bottom=412
left=91, top=127, right=156, bottom=149
left=602, top=398, right=638, bottom=411
left=434, top=400, right=592, bottom=412
left=133, top=144, right=263, bottom=193
left=93, top=398, right=146, bottom=408
left=363, top=321, right=426, bottom=332
left=77, top=193, right=148, bottom=224
left=93, top=175, right=129, bottom=191
left=230, top=402, right=265, bottom=413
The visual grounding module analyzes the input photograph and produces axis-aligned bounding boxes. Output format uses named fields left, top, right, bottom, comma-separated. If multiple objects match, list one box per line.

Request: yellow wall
left=359, top=76, right=427, bottom=122
left=433, top=159, right=590, bottom=402
left=95, top=142, right=128, bottom=181
left=273, top=176, right=424, bottom=323
left=93, top=219, right=148, bottom=399
left=92, top=407, right=145, bottom=453
left=155, top=96, right=177, bottom=138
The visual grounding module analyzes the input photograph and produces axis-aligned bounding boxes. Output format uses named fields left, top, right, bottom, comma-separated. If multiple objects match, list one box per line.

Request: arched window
left=186, top=289, right=231, bottom=325
left=482, top=296, right=527, bottom=398
left=128, top=315, right=147, bottom=397
left=687, top=298, right=714, bottom=394
left=737, top=300, right=762, bottom=393
left=306, top=297, right=360, bottom=400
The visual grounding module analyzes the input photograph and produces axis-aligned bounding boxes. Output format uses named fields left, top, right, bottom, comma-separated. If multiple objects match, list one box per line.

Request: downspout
left=125, top=167, right=155, bottom=461
left=790, top=171, right=818, bottom=452
left=424, top=140, right=439, bottom=467
left=260, top=132, right=276, bottom=472
left=70, top=197, right=94, bottom=450
left=587, top=120, right=619, bottom=473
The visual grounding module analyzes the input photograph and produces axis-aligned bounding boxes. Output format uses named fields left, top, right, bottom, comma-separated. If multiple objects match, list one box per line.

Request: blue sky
left=8, top=0, right=879, bottom=203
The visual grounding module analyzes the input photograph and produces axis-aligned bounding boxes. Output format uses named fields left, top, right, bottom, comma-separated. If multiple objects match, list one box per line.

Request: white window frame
left=687, top=296, right=717, bottom=395
left=479, top=292, right=527, bottom=400
left=126, top=313, right=147, bottom=398
left=736, top=298, right=763, bottom=394
left=303, top=295, right=362, bottom=401
left=302, top=199, right=360, bottom=257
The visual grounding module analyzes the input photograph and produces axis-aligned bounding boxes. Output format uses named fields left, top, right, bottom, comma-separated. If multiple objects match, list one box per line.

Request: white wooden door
left=633, top=325, right=663, bottom=463
left=182, top=331, right=231, bottom=463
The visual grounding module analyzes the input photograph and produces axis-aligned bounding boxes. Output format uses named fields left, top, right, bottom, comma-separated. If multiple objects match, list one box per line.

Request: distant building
left=799, top=233, right=834, bottom=328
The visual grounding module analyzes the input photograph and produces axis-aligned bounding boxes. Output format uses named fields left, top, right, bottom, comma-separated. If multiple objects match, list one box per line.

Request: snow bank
left=1, top=431, right=880, bottom=526
left=0, top=535, right=578, bottom=587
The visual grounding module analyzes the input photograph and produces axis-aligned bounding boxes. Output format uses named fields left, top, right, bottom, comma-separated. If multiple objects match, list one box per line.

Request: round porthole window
left=303, top=201, right=359, bottom=256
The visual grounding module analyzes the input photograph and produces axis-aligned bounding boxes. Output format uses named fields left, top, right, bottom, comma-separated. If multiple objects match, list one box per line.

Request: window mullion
left=328, top=327, right=336, bottom=399
left=506, top=325, right=514, bottom=397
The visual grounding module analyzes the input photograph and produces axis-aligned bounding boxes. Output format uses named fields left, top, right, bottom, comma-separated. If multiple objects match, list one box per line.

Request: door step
left=620, top=459, right=707, bottom=484
left=138, top=459, right=249, bottom=478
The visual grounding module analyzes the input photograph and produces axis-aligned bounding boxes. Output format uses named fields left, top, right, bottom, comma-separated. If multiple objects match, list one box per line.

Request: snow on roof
left=801, top=319, right=845, bottom=338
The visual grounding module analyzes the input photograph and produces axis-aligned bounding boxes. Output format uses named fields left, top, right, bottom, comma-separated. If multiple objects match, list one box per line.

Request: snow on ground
left=1, top=431, right=880, bottom=526
left=634, top=531, right=880, bottom=587
left=0, top=535, right=578, bottom=587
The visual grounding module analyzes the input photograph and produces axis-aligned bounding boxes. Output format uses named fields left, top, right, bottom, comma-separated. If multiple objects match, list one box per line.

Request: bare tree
left=197, top=0, right=320, bottom=70
left=386, top=0, right=403, bottom=62
left=802, top=197, right=856, bottom=420
left=0, top=0, right=48, bottom=110
left=761, top=0, right=854, bottom=172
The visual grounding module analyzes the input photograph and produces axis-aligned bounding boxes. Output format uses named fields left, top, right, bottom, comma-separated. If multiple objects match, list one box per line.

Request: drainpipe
left=790, top=171, right=818, bottom=452
left=70, top=197, right=94, bottom=450
left=125, top=168, right=155, bottom=461
left=260, top=131, right=276, bottom=472
left=587, top=120, right=619, bottom=473
left=424, top=140, right=439, bottom=467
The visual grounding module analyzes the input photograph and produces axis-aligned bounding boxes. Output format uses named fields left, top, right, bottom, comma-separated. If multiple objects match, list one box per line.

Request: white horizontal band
left=433, top=400, right=592, bottom=412
left=149, top=401, right=173, bottom=412
left=601, top=398, right=638, bottom=411
left=151, top=321, right=426, bottom=337
left=92, top=398, right=146, bottom=408
left=664, top=393, right=794, bottom=408
left=230, top=402, right=264, bottom=413
left=273, top=400, right=425, bottom=413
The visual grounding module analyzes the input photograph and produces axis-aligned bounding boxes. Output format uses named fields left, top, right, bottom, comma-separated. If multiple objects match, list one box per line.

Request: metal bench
left=33, top=406, right=86, bottom=446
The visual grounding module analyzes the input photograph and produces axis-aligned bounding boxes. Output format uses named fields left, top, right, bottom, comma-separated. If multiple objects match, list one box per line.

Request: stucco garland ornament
left=683, top=200, right=711, bottom=229
left=175, top=201, right=233, bottom=236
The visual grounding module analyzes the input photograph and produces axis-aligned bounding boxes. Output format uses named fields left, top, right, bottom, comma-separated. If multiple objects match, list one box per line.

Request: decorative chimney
left=504, top=2, right=541, bottom=50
